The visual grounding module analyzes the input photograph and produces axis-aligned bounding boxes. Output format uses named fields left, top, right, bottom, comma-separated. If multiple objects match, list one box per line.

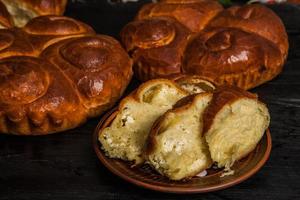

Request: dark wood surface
left=1, top=1, right=300, bottom=199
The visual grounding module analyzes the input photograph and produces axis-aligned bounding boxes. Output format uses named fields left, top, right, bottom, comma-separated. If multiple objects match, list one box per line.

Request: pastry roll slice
left=146, top=93, right=213, bottom=180
left=203, top=86, right=270, bottom=170
left=99, top=79, right=188, bottom=164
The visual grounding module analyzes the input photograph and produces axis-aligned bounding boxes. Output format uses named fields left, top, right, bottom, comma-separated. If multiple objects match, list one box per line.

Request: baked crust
left=0, top=16, right=95, bottom=59
left=121, top=17, right=190, bottom=81
left=0, top=56, right=86, bottom=135
left=183, top=27, right=284, bottom=89
left=208, top=4, right=288, bottom=59
left=136, top=0, right=223, bottom=32
left=24, top=15, right=95, bottom=51
left=0, top=15, right=132, bottom=135
left=121, top=2, right=288, bottom=90
left=41, top=35, right=133, bottom=118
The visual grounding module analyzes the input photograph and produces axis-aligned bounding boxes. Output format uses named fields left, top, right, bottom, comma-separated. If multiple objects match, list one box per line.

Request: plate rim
left=92, top=108, right=272, bottom=194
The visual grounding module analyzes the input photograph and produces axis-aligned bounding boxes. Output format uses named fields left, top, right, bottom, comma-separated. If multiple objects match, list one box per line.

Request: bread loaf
left=120, top=17, right=190, bottom=81
left=203, top=86, right=270, bottom=169
left=0, top=15, right=132, bottom=135
left=0, top=0, right=67, bottom=27
left=121, top=1, right=288, bottom=90
left=146, top=93, right=213, bottom=180
left=183, top=27, right=284, bottom=89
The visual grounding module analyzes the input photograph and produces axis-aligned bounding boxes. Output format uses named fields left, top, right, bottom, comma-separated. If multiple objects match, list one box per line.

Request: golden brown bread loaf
left=0, top=0, right=67, bottom=27
left=207, top=4, right=288, bottom=59
left=98, top=77, right=215, bottom=164
left=121, top=1, right=288, bottom=90
left=121, top=17, right=190, bottom=81
left=183, top=27, right=284, bottom=89
left=0, top=15, right=132, bottom=135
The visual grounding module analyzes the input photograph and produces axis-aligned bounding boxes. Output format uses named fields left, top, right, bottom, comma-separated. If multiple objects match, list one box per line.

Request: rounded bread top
left=136, top=0, right=223, bottom=32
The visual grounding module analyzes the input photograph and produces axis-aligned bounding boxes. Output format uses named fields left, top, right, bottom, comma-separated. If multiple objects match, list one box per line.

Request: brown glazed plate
left=93, top=108, right=272, bottom=194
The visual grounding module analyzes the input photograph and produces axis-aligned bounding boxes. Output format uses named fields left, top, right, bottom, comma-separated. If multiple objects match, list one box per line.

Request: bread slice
left=203, top=86, right=270, bottom=170
left=146, top=93, right=213, bottom=180
left=98, top=79, right=188, bottom=164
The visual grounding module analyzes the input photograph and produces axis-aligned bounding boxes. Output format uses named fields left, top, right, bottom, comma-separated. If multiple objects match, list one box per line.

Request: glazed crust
left=121, top=2, right=288, bottom=90
left=0, top=16, right=95, bottom=59
left=136, top=0, right=223, bottom=32
left=0, top=56, right=86, bottom=135
left=208, top=4, right=289, bottom=59
left=121, top=17, right=190, bottom=81
left=183, top=27, right=284, bottom=89
left=0, top=28, right=38, bottom=59
left=24, top=15, right=95, bottom=51
left=23, top=0, right=67, bottom=15
left=202, top=86, right=258, bottom=135
left=41, top=35, right=133, bottom=118
left=0, top=15, right=132, bottom=135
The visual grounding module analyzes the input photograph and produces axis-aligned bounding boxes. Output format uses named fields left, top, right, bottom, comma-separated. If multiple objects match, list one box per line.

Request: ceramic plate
left=93, top=108, right=272, bottom=194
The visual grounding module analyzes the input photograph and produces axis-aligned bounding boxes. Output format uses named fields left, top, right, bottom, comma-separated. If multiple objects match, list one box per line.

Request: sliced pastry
left=203, top=86, right=270, bottom=170
left=146, top=93, right=213, bottom=180
left=99, top=79, right=188, bottom=164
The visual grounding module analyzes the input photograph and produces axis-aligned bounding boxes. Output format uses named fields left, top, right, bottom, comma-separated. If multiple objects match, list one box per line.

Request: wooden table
left=0, top=1, right=299, bottom=199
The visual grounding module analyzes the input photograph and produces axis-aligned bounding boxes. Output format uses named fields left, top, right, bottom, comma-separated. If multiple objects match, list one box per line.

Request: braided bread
left=121, top=1, right=288, bottom=90
left=0, top=0, right=67, bottom=27
left=0, top=15, right=132, bottom=135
